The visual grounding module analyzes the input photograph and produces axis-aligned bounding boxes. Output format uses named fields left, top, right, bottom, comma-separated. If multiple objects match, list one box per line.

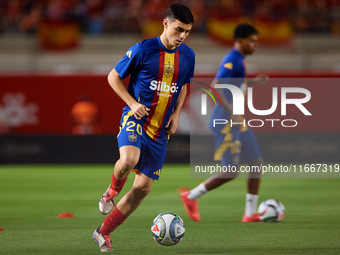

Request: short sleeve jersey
left=115, top=36, right=195, bottom=142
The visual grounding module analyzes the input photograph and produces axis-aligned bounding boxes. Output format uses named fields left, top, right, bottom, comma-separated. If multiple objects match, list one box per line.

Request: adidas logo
left=278, top=213, right=284, bottom=220
left=153, top=169, right=161, bottom=176
left=152, top=225, right=160, bottom=232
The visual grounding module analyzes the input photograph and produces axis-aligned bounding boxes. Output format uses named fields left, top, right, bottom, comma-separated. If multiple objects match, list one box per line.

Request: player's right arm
left=210, top=80, right=241, bottom=124
left=213, top=54, right=244, bottom=124
left=108, top=68, right=149, bottom=120
left=247, top=74, right=269, bottom=86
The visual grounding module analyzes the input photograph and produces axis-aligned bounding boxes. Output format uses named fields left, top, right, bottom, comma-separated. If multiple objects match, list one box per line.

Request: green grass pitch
left=0, top=164, right=339, bottom=255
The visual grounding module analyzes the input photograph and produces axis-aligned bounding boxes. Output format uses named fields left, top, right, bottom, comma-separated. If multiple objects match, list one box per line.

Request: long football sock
left=100, top=207, right=127, bottom=236
left=187, top=183, right=208, bottom=200
left=112, top=174, right=127, bottom=193
left=245, top=193, right=258, bottom=217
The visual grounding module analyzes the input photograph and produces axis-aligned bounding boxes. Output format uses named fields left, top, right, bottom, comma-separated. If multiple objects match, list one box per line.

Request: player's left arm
left=247, top=73, right=269, bottom=86
left=165, top=83, right=187, bottom=135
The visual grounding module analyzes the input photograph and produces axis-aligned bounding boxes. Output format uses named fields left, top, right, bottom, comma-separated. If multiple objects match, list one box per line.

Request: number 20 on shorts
left=126, top=121, right=142, bottom=136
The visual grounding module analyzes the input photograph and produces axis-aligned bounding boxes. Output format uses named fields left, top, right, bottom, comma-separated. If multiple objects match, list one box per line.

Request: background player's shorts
left=212, top=126, right=262, bottom=167
left=239, top=128, right=262, bottom=164
left=212, top=125, right=241, bottom=167
left=117, top=116, right=167, bottom=180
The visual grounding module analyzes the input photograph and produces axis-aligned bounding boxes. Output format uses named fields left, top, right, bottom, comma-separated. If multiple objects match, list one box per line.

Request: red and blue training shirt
left=115, top=36, right=195, bottom=141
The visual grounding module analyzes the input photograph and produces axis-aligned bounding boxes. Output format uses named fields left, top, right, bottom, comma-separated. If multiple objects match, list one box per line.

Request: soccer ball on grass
left=151, top=212, right=185, bottom=246
left=258, top=199, right=285, bottom=222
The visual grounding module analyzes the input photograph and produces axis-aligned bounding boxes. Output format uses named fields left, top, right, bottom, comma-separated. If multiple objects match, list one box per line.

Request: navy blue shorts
left=212, top=124, right=261, bottom=167
left=239, top=128, right=262, bottom=164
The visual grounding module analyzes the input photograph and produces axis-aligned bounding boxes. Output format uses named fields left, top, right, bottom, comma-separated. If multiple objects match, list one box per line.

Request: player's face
left=241, top=34, right=258, bottom=55
left=163, top=19, right=192, bottom=50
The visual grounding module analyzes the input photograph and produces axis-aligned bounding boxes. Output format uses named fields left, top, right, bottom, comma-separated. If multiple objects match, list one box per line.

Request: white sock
left=187, top=183, right=208, bottom=200
left=245, top=193, right=258, bottom=217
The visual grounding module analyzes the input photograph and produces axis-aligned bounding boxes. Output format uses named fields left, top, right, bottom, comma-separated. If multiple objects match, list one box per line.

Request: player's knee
left=257, top=157, right=264, bottom=165
left=251, top=157, right=264, bottom=166
left=229, top=173, right=238, bottom=180
left=119, top=157, right=138, bottom=173
left=226, top=170, right=239, bottom=179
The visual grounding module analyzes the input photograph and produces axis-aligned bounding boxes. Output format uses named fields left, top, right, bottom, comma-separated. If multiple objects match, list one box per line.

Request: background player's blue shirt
left=114, top=36, right=195, bottom=141
left=209, top=48, right=246, bottom=132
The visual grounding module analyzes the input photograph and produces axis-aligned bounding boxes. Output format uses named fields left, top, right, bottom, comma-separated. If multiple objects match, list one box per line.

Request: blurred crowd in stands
left=0, top=0, right=340, bottom=35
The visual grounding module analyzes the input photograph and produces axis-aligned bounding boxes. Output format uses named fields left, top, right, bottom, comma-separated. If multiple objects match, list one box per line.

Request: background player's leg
left=180, top=169, right=239, bottom=222
left=247, top=157, right=263, bottom=194
left=187, top=170, right=238, bottom=200
left=187, top=166, right=239, bottom=201
left=181, top=128, right=240, bottom=221
left=242, top=157, right=263, bottom=221
left=203, top=170, right=239, bottom=191
left=188, top=127, right=240, bottom=200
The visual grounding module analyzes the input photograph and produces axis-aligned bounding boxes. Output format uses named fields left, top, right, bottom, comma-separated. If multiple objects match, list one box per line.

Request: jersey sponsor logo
left=144, top=50, right=178, bottom=139
left=164, top=62, right=174, bottom=78
left=126, top=50, right=132, bottom=58
left=128, top=132, right=137, bottom=142
left=223, top=62, right=233, bottom=70
left=149, top=80, right=179, bottom=95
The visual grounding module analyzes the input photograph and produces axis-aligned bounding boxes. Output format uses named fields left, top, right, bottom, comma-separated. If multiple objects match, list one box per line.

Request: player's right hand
left=131, top=102, right=150, bottom=120
left=231, top=114, right=242, bottom=126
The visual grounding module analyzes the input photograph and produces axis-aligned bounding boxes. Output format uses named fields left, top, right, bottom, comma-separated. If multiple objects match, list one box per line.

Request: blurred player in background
left=180, top=23, right=268, bottom=223
left=92, top=3, right=195, bottom=252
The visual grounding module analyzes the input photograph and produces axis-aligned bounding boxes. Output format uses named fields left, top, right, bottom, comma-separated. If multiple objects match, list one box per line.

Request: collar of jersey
left=231, top=48, right=245, bottom=59
left=157, top=36, right=179, bottom=53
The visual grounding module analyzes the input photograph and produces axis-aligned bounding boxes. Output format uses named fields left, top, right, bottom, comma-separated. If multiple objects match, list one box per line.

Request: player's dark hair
left=234, top=23, right=258, bottom=40
left=165, top=3, right=194, bottom=24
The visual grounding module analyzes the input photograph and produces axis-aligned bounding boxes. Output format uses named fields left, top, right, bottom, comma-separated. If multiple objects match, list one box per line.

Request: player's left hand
left=165, top=113, right=179, bottom=135
left=254, top=74, right=269, bottom=85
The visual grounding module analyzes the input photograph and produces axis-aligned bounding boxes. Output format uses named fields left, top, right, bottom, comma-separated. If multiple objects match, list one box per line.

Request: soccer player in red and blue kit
left=180, top=24, right=268, bottom=223
left=92, top=4, right=195, bottom=252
